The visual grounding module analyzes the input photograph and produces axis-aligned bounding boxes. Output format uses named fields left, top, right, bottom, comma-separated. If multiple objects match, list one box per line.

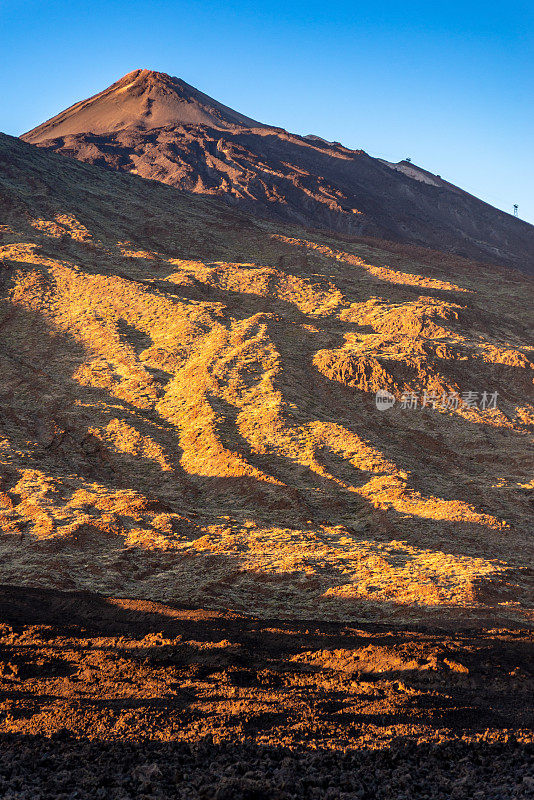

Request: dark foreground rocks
left=1, top=735, right=533, bottom=800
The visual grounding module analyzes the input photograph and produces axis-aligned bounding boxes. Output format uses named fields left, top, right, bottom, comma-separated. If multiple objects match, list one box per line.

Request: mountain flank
left=1, top=132, right=533, bottom=624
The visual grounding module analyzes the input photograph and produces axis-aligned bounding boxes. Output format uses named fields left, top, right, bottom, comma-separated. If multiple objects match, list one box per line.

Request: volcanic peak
left=23, top=68, right=266, bottom=142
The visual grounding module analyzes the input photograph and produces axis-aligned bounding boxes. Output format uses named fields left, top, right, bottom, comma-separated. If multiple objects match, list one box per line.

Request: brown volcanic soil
left=0, top=133, right=533, bottom=628
left=0, top=586, right=532, bottom=798
left=21, top=69, right=534, bottom=274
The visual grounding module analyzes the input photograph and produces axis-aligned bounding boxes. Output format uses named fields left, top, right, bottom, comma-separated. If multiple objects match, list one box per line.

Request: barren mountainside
left=0, top=132, right=533, bottom=625
left=22, top=69, right=534, bottom=274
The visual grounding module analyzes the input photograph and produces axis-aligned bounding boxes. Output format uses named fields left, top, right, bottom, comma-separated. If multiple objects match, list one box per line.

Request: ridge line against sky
left=2, top=0, right=533, bottom=224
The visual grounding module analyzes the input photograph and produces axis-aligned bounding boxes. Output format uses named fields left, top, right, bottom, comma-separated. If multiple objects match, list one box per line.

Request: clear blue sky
left=2, top=0, right=533, bottom=223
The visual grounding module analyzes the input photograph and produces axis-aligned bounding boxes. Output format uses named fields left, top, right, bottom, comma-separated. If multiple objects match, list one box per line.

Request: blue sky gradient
left=2, top=0, right=533, bottom=222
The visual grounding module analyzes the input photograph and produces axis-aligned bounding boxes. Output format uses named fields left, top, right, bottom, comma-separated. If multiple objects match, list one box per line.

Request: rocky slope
left=0, top=132, right=533, bottom=625
left=22, top=69, right=534, bottom=274
left=0, top=586, right=532, bottom=799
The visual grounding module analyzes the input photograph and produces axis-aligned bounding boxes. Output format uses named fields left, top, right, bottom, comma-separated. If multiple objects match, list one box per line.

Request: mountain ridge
left=21, top=69, right=534, bottom=275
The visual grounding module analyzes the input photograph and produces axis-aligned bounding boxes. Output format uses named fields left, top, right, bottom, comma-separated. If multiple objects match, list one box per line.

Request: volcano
left=22, top=69, right=534, bottom=274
